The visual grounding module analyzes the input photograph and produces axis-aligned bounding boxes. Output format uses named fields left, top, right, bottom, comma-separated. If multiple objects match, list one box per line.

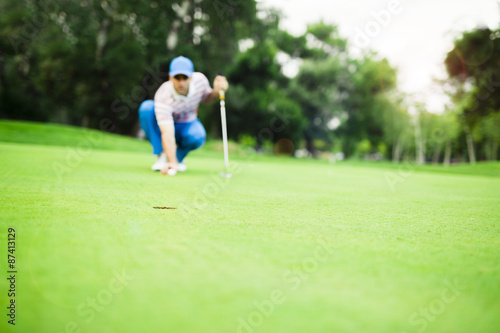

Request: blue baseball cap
left=169, top=56, right=194, bottom=77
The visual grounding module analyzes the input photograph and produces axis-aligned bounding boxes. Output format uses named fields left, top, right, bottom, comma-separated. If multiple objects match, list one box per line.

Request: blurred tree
left=286, top=23, right=352, bottom=156
left=281, top=21, right=399, bottom=158
left=225, top=7, right=307, bottom=149
left=0, top=0, right=259, bottom=135
left=336, top=56, right=398, bottom=157
left=379, top=93, right=412, bottom=163
left=474, top=111, right=500, bottom=161
left=432, top=111, right=460, bottom=166
left=288, top=56, right=347, bottom=156
left=0, top=0, right=42, bottom=120
left=445, top=27, right=500, bottom=162
left=421, top=112, right=444, bottom=164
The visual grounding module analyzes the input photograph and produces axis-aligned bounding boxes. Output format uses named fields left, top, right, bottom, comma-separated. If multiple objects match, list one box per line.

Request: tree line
left=0, top=0, right=498, bottom=163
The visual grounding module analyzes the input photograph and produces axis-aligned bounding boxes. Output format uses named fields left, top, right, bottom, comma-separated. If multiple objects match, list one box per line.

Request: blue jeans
left=138, top=100, right=206, bottom=162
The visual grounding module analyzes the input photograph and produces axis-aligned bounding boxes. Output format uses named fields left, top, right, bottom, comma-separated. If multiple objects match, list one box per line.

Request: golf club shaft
left=219, top=90, right=229, bottom=170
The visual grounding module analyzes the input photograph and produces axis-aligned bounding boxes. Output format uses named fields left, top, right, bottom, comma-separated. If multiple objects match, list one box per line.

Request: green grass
left=1, top=121, right=499, bottom=333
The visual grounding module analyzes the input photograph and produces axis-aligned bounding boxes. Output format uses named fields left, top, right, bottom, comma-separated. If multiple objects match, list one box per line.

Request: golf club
left=219, top=88, right=232, bottom=178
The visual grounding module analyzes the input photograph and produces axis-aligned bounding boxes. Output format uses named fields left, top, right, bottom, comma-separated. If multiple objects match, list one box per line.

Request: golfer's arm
left=159, top=123, right=178, bottom=165
left=203, top=89, right=220, bottom=104
left=203, top=75, right=228, bottom=104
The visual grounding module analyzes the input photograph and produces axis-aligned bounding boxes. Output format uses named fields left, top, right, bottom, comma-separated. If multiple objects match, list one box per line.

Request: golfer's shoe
left=151, top=153, right=167, bottom=171
left=177, top=162, right=187, bottom=172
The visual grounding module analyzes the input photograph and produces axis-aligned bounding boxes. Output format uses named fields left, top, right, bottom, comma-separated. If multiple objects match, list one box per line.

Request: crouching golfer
left=138, top=56, right=228, bottom=175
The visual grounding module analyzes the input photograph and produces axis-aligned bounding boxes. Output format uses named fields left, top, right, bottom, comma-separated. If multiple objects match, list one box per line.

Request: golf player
left=138, top=56, right=228, bottom=175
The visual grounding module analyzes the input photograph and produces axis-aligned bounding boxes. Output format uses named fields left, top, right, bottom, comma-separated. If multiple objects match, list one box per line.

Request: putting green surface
left=1, top=121, right=499, bottom=333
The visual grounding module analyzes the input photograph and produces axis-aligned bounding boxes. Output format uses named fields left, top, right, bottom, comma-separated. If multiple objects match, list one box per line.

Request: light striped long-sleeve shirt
left=154, top=72, right=213, bottom=125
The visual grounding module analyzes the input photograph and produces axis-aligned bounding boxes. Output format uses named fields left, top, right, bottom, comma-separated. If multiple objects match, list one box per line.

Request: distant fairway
left=1, top=121, right=499, bottom=333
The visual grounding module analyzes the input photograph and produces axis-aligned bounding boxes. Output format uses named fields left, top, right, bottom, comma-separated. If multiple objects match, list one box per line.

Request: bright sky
left=258, top=0, right=500, bottom=112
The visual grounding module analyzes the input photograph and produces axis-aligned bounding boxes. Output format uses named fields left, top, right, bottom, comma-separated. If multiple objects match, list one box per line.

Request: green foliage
left=305, top=21, right=347, bottom=56
left=275, top=30, right=309, bottom=58
left=478, top=112, right=500, bottom=143
left=445, top=28, right=500, bottom=121
left=238, top=133, right=256, bottom=148
left=354, top=139, right=372, bottom=157
left=377, top=142, right=387, bottom=156
left=445, top=27, right=500, bottom=161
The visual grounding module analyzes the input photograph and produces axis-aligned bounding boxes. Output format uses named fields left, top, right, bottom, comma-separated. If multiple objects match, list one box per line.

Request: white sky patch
left=426, top=92, right=452, bottom=114
left=260, top=0, right=500, bottom=112
left=275, top=51, right=290, bottom=64
left=238, top=38, right=255, bottom=52
left=282, top=59, right=302, bottom=78
left=327, top=117, right=341, bottom=130
left=276, top=51, right=302, bottom=78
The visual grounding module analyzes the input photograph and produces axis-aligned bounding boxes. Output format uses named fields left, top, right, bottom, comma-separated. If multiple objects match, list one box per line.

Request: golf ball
left=167, top=168, right=177, bottom=176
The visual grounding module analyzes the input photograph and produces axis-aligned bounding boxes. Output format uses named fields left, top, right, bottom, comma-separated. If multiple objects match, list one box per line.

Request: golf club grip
left=218, top=70, right=225, bottom=100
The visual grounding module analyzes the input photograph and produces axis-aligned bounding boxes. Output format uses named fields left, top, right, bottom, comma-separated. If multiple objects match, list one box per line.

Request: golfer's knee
left=194, top=135, right=205, bottom=149
left=185, top=133, right=205, bottom=149
left=190, top=135, right=206, bottom=149
left=138, top=100, right=155, bottom=118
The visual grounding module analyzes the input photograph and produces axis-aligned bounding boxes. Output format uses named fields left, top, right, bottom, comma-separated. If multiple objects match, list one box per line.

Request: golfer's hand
left=213, top=75, right=228, bottom=92
left=160, top=163, right=177, bottom=175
